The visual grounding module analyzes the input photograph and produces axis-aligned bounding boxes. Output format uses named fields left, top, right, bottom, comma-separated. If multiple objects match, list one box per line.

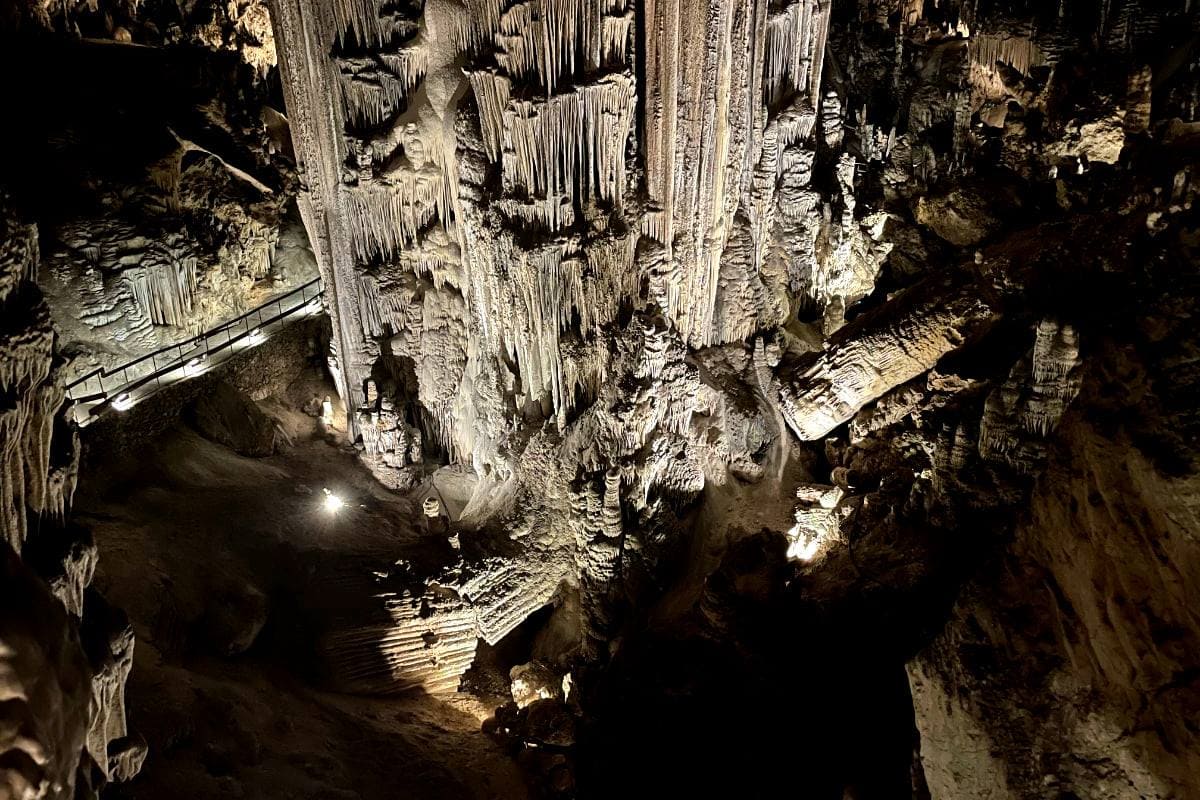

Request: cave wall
left=911, top=416, right=1200, bottom=799
left=260, top=1, right=1200, bottom=793
left=1, top=199, right=142, bottom=798
left=0, top=0, right=1198, bottom=796
left=907, top=262, right=1200, bottom=799
left=814, top=4, right=1200, bottom=798
left=0, top=0, right=313, bottom=384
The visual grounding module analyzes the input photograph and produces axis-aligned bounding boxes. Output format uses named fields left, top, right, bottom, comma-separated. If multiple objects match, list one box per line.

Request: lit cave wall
left=1, top=0, right=1199, bottom=798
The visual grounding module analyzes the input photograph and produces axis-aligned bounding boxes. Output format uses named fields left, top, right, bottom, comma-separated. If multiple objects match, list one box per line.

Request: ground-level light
left=786, top=529, right=822, bottom=562
left=184, top=356, right=207, bottom=377
left=111, top=393, right=135, bottom=411
left=322, top=488, right=345, bottom=514
left=246, top=327, right=265, bottom=345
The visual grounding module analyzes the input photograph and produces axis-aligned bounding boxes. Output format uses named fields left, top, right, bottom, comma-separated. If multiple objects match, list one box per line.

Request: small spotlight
left=322, top=488, right=345, bottom=514
left=787, top=536, right=822, bottom=562
left=184, top=356, right=207, bottom=377
left=305, top=297, right=322, bottom=315
left=111, top=393, right=134, bottom=411
left=785, top=522, right=826, bottom=562
left=247, top=328, right=265, bottom=345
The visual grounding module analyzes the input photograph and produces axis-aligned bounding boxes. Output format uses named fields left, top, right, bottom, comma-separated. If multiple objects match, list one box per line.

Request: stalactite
left=124, top=253, right=199, bottom=328
left=461, top=225, right=639, bottom=417
left=331, top=0, right=420, bottom=48
left=467, top=70, right=512, bottom=162
left=602, top=10, right=633, bottom=64
left=499, top=75, right=635, bottom=214
left=0, top=209, right=78, bottom=554
left=336, top=48, right=428, bottom=127
left=969, top=33, right=1046, bottom=77
left=343, top=171, right=448, bottom=263
left=764, top=0, right=830, bottom=108
left=465, top=0, right=633, bottom=94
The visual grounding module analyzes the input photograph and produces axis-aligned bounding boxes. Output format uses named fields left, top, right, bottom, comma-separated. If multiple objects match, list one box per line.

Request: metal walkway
left=66, top=278, right=323, bottom=426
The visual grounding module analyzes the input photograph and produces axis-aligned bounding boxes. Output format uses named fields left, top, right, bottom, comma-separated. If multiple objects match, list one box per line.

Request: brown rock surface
left=2, top=0, right=1199, bottom=797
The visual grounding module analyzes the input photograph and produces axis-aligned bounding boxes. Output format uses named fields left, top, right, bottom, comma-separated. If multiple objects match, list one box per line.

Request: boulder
left=203, top=581, right=269, bottom=656
left=191, top=381, right=277, bottom=457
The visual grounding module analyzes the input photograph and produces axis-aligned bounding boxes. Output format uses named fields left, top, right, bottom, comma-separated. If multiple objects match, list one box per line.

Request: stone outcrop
left=0, top=199, right=140, bottom=797
left=190, top=381, right=279, bottom=458
left=2, top=0, right=1199, bottom=797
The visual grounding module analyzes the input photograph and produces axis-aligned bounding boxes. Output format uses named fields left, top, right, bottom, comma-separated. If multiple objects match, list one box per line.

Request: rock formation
left=1, top=198, right=142, bottom=798
left=1, top=0, right=317, bottom=391
left=0, top=0, right=1198, bottom=797
left=266, top=0, right=1200, bottom=794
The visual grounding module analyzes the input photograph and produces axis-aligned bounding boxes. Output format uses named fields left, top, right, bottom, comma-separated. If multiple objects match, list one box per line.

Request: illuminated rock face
left=261, top=2, right=1200, bottom=792
left=2, top=0, right=1200, bottom=796
left=270, top=0, right=846, bottom=448
left=266, top=0, right=856, bottom=688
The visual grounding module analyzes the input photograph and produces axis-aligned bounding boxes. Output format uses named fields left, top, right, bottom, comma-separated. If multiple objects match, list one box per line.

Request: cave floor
left=75, top=374, right=527, bottom=800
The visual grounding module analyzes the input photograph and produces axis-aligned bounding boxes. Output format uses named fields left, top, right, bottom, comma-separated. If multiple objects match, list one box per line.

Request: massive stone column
left=643, top=0, right=833, bottom=348
left=268, top=0, right=377, bottom=428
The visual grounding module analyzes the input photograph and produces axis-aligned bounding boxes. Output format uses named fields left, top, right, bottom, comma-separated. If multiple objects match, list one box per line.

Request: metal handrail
left=65, top=277, right=323, bottom=420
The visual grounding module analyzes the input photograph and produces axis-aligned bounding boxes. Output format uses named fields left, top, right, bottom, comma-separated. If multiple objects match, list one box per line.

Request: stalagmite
left=785, top=483, right=843, bottom=561
left=979, top=320, right=1083, bottom=470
